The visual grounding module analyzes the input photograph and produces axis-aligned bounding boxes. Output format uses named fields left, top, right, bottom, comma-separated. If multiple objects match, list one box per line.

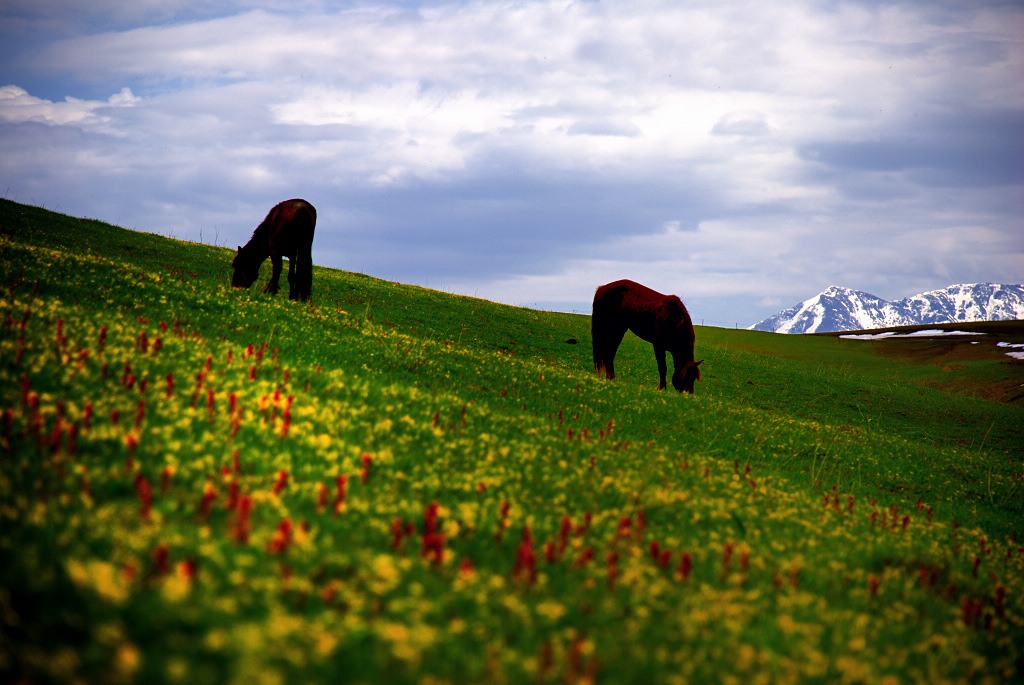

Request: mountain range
left=750, top=283, right=1024, bottom=334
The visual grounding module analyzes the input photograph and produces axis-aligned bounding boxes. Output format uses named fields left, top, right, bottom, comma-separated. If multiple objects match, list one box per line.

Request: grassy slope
left=1, top=199, right=1022, bottom=684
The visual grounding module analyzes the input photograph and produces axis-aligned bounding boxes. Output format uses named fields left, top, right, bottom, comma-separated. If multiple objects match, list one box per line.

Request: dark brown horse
left=232, top=199, right=317, bottom=301
left=592, top=279, right=702, bottom=393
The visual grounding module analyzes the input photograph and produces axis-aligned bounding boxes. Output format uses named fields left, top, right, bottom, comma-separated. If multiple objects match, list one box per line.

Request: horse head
left=672, top=359, right=703, bottom=394
left=231, top=246, right=259, bottom=288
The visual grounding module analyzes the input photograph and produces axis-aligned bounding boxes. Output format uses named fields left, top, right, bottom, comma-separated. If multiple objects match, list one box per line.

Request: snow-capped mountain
left=750, top=283, right=1024, bottom=334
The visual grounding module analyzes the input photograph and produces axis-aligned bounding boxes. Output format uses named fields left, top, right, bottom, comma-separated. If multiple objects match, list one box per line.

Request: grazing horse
left=592, top=279, right=703, bottom=393
left=232, top=199, right=317, bottom=301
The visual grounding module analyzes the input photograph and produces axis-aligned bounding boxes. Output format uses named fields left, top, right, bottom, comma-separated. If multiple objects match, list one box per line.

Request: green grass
left=1, top=198, right=1022, bottom=684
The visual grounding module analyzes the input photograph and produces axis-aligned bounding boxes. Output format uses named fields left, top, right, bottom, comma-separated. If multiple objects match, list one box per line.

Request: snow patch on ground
left=996, top=342, right=1024, bottom=360
left=840, top=330, right=979, bottom=340
left=841, top=333, right=1024, bottom=360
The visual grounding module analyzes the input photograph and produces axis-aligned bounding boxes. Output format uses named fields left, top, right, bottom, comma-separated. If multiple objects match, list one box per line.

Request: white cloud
left=0, top=84, right=138, bottom=126
left=712, top=110, right=772, bottom=137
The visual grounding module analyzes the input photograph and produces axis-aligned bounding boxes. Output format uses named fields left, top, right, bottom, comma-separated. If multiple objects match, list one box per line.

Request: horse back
left=594, top=279, right=692, bottom=343
left=264, top=199, right=316, bottom=253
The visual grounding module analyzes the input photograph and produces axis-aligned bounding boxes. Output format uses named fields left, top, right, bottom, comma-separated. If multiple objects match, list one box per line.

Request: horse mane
left=237, top=204, right=283, bottom=265
left=248, top=205, right=280, bottom=242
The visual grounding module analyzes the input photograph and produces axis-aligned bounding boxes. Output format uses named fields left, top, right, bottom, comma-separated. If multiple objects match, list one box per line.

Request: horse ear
left=695, top=359, right=704, bottom=366
left=236, top=245, right=242, bottom=253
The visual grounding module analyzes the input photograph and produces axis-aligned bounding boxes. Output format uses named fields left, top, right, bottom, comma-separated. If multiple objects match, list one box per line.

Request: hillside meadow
left=1, top=198, right=1022, bottom=684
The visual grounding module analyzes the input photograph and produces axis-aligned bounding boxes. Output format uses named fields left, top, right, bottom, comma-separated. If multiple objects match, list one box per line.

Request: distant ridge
left=750, top=283, right=1024, bottom=334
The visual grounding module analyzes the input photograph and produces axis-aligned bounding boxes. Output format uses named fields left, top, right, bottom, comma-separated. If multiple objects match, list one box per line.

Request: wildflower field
left=1, top=198, right=1022, bottom=684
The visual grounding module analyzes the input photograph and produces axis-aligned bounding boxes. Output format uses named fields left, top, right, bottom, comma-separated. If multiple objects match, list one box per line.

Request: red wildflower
left=151, top=544, right=170, bottom=577
left=544, top=541, right=556, bottom=564
left=606, top=551, right=619, bottom=589
left=576, top=512, right=592, bottom=536
left=421, top=502, right=445, bottom=565
left=272, top=469, right=288, bottom=495
left=199, top=482, right=217, bottom=519
left=391, top=518, right=407, bottom=550
left=961, top=596, right=983, bottom=627
left=616, top=515, right=633, bottom=540
left=267, top=519, right=294, bottom=555
left=233, top=495, right=253, bottom=543
left=279, top=395, right=293, bottom=438
left=636, top=509, right=647, bottom=531
left=178, top=558, right=198, bottom=582
left=994, top=585, right=1006, bottom=618
left=134, top=474, right=153, bottom=521
left=555, top=515, right=572, bottom=557
left=333, top=474, right=348, bottom=514
left=360, top=453, right=372, bottom=484
left=574, top=547, right=595, bottom=568
left=513, top=527, right=537, bottom=584
left=678, top=552, right=692, bottom=581
left=226, top=480, right=240, bottom=511
left=66, top=424, right=78, bottom=454
left=722, top=542, right=734, bottom=573
left=495, top=499, right=510, bottom=541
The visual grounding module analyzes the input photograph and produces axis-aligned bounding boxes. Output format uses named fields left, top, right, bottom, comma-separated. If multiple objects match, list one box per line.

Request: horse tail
left=591, top=283, right=626, bottom=376
left=591, top=285, right=607, bottom=371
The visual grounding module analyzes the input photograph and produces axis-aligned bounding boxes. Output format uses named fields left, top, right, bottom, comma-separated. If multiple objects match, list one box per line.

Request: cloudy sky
left=1, top=0, right=1022, bottom=326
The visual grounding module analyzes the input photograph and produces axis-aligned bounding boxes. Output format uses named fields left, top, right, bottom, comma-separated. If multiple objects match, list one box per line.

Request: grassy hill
left=1, top=198, right=1022, bottom=684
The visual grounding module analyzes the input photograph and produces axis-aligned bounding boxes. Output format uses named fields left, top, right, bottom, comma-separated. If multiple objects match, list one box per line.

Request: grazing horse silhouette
left=232, top=199, right=317, bottom=301
left=592, top=279, right=703, bottom=393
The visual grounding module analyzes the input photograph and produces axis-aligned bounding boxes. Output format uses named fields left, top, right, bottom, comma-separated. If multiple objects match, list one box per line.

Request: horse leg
left=263, top=254, right=282, bottom=295
left=287, top=255, right=297, bottom=300
left=655, top=345, right=668, bottom=389
left=291, top=249, right=312, bottom=301
left=598, top=326, right=627, bottom=380
left=592, top=325, right=605, bottom=376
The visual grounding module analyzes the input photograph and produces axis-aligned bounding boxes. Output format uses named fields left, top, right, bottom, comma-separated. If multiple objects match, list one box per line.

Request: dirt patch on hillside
left=828, top=322, right=1024, bottom=404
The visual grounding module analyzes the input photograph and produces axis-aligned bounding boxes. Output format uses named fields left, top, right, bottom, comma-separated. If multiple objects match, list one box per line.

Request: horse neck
left=238, top=232, right=269, bottom=267
left=670, top=327, right=696, bottom=364
left=671, top=347, right=694, bottom=366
